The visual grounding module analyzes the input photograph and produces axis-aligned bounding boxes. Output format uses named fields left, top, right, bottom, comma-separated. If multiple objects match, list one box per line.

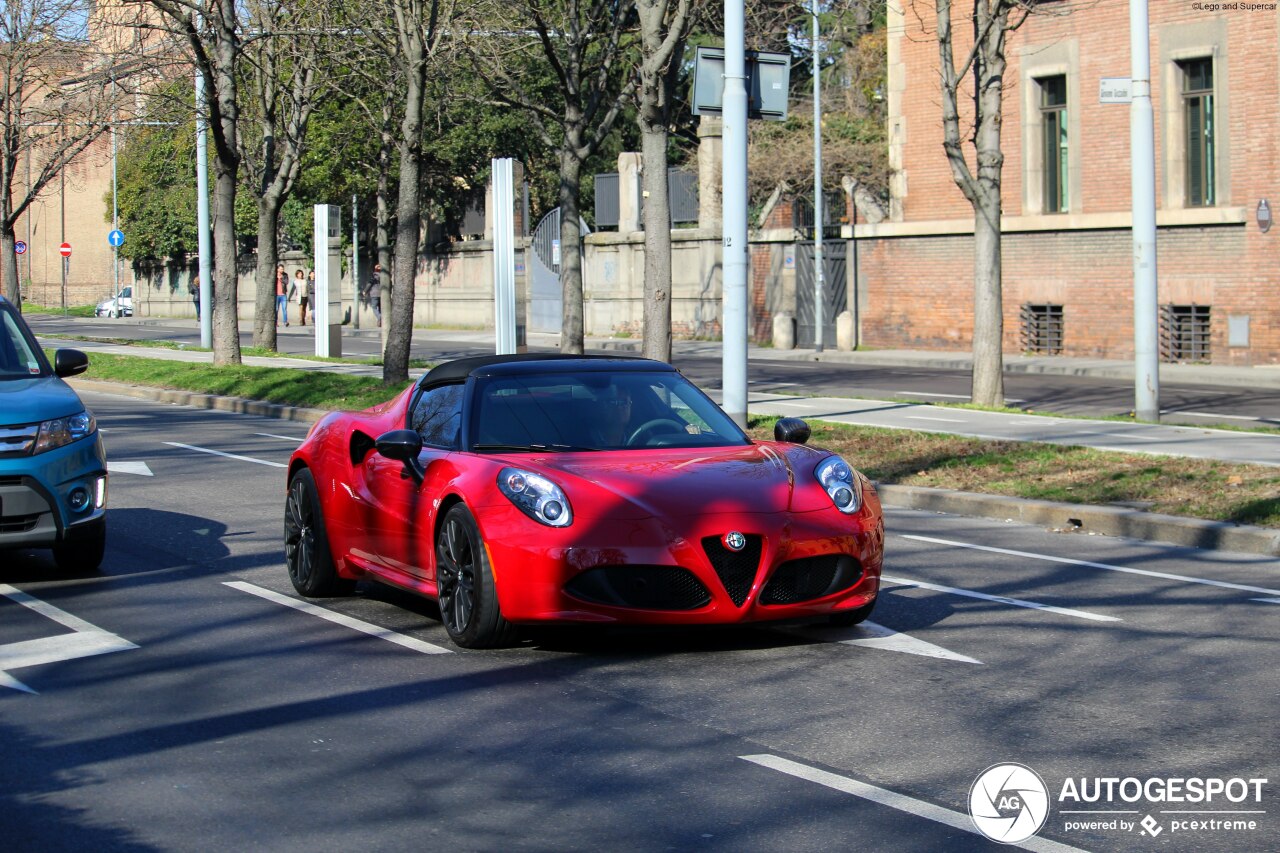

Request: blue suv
left=0, top=295, right=107, bottom=571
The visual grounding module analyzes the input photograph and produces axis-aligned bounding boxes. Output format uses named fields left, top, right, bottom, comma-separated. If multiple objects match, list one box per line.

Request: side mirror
left=773, top=417, right=811, bottom=444
left=54, top=349, right=89, bottom=378
left=376, top=429, right=425, bottom=483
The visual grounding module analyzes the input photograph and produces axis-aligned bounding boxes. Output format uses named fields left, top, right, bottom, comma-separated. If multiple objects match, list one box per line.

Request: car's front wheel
left=285, top=468, right=353, bottom=597
left=52, top=519, right=105, bottom=574
left=435, top=504, right=515, bottom=649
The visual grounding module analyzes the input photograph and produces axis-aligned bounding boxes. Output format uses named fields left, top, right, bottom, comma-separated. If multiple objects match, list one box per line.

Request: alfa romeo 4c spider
left=284, top=354, right=884, bottom=648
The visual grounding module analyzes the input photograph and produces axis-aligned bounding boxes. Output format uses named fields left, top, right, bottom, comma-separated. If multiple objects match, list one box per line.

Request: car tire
left=52, top=519, right=106, bottom=574
left=285, top=468, right=354, bottom=597
left=436, top=504, right=516, bottom=649
left=829, top=598, right=876, bottom=627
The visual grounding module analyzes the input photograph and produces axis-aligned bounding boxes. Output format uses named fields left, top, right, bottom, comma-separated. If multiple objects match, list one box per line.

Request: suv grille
left=701, top=535, right=763, bottom=606
left=564, top=565, right=711, bottom=611
left=761, top=555, right=863, bottom=605
left=0, top=424, right=38, bottom=458
left=0, top=514, right=40, bottom=533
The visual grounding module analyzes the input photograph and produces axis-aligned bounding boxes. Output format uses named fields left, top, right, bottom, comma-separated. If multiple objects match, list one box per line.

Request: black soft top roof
left=419, top=353, right=675, bottom=390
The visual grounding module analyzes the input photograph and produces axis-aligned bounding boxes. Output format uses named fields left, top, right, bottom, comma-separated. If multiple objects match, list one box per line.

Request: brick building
left=857, top=0, right=1279, bottom=364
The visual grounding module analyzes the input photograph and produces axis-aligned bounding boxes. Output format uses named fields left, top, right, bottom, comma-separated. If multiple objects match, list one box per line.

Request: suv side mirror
left=773, top=417, right=811, bottom=444
left=54, top=349, right=89, bottom=378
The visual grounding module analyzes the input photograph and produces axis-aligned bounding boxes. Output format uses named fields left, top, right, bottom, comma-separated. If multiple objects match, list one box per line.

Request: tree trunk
left=640, top=116, right=672, bottom=362
left=971, top=187, right=1004, bottom=406
left=384, top=65, right=425, bottom=385
left=558, top=147, right=584, bottom=354
left=376, top=106, right=394, bottom=356
left=253, top=202, right=281, bottom=350
left=212, top=164, right=242, bottom=366
left=1, top=224, right=19, bottom=307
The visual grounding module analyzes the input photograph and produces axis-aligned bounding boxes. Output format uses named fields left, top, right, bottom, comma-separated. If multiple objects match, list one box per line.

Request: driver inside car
left=588, top=385, right=634, bottom=447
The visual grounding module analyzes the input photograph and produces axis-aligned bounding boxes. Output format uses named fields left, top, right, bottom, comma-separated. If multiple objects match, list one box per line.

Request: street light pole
left=1130, top=0, right=1159, bottom=421
left=812, top=0, right=824, bottom=353
left=196, top=73, right=213, bottom=349
left=721, top=0, right=749, bottom=427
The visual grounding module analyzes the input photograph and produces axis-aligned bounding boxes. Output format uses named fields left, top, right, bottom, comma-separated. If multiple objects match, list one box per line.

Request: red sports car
left=284, top=354, right=884, bottom=648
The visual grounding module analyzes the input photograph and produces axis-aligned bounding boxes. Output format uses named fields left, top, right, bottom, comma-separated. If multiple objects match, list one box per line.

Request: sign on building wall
left=1099, top=78, right=1132, bottom=104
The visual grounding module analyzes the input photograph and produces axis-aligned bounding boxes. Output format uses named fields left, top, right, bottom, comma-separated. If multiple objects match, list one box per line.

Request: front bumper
left=479, top=501, right=884, bottom=625
left=0, top=434, right=107, bottom=549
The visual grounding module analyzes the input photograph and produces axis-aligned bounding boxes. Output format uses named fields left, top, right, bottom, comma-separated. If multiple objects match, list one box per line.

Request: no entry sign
left=59, top=242, right=72, bottom=257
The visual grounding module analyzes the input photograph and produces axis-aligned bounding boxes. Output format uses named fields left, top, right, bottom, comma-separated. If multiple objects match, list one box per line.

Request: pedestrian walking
left=367, top=263, right=383, bottom=326
left=275, top=264, right=289, bottom=326
left=189, top=272, right=200, bottom=320
left=294, top=269, right=308, bottom=325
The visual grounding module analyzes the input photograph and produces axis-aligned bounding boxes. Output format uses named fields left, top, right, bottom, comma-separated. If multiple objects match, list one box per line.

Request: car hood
left=0, top=376, right=83, bottom=425
left=535, top=443, right=831, bottom=519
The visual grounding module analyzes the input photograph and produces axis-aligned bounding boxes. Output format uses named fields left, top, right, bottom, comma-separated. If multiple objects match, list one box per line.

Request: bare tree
left=0, top=0, right=125, bottom=307
left=468, top=1, right=637, bottom=355
left=635, top=0, right=693, bottom=363
left=138, top=0, right=246, bottom=366
left=239, top=0, right=323, bottom=351
left=934, top=0, right=1035, bottom=407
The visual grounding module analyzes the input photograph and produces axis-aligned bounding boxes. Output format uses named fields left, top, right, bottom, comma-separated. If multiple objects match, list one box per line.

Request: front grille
left=0, top=424, right=38, bottom=458
left=702, top=535, right=763, bottom=606
left=761, top=555, right=863, bottom=605
left=0, top=514, right=40, bottom=534
left=564, top=565, right=711, bottom=611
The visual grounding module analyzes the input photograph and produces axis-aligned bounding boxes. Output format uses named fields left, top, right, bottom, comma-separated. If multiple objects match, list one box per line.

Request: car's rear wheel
left=53, top=519, right=105, bottom=574
left=436, top=504, right=515, bottom=649
left=285, top=468, right=353, bottom=597
left=829, top=598, right=876, bottom=627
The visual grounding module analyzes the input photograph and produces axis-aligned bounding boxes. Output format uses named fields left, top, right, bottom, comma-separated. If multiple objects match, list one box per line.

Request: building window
left=1180, top=59, right=1215, bottom=207
left=1039, top=76, right=1068, bottom=213
left=1160, top=304, right=1211, bottom=363
left=1020, top=303, right=1064, bottom=355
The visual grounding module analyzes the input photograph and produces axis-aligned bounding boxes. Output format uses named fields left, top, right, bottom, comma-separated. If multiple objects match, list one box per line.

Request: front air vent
left=701, top=535, right=763, bottom=606
left=761, top=555, right=863, bottom=605
left=565, top=565, right=711, bottom=611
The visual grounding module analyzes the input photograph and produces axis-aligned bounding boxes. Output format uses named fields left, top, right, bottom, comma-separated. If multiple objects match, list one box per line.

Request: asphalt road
left=27, top=314, right=1280, bottom=428
left=2, top=391, right=1276, bottom=851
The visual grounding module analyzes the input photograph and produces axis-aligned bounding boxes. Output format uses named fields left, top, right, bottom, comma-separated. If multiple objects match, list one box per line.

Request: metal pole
left=721, top=0, right=749, bottom=427
left=351, top=194, right=359, bottom=330
left=493, top=158, right=518, bottom=354
left=1130, top=0, right=1159, bottom=421
left=812, top=0, right=824, bottom=353
left=60, top=166, right=66, bottom=312
left=195, top=73, right=213, bottom=348
left=111, top=121, right=118, bottom=301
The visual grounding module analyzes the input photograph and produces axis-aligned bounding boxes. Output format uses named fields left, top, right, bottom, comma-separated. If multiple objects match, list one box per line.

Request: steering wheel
left=627, top=418, right=685, bottom=447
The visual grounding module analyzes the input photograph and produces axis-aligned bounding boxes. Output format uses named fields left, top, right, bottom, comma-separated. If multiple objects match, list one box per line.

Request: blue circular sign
left=108, top=229, right=125, bottom=247
left=13, top=240, right=26, bottom=255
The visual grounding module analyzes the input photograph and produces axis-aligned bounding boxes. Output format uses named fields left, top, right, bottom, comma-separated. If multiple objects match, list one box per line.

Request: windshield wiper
left=471, top=443, right=598, bottom=453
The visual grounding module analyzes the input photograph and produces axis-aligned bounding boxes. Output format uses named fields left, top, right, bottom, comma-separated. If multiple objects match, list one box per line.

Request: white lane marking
left=740, top=755, right=1086, bottom=853
left=882, top=574, right=1120, bottom=622
left=225, top=582, right=452, bottom=655
left=1166, top=411, right=1264, bottom=422
left=0, top=585, right=139, bottom=694
left=898, top=391, right=969, bottom=399
left=164, top=441, right=287, bottom=468
left=906, top=416, right=967, bottom=424
left=107, top=460, right=153, bottom=476
left=903, top=535, right=1280, bottom=597
left=835, top=621, right=981, bottom=664
left=254, top=433, right=306, bottom=443
left=1251, top=598, right=1280, bottom=605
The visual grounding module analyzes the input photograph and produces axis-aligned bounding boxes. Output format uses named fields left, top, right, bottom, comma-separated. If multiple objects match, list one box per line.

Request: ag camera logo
left=970, top=763, right=1050, bottom=843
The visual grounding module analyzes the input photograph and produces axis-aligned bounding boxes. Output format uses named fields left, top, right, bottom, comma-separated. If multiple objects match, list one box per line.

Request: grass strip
left=746, top=417, right=1280, bottom=528
left=73, top=351, right=405, bottom=412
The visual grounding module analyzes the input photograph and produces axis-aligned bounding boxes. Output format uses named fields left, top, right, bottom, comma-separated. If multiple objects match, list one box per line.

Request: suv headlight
left=497, top=467, right=573, bottom=528
left=815, top=455, right=863, bottom=514
left=34, top=410, right=97, bottom=454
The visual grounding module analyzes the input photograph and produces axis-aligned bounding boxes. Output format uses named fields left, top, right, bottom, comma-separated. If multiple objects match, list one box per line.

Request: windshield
left=0, top=304, right=49, bottom=381
left=469, top=370, right=750, bottom=451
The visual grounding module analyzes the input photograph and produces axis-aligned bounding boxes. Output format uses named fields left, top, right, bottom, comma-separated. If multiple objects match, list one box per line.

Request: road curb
left=70, top=377, right=1280, bottom=557
left=876, top=484, right=1280, bottom=557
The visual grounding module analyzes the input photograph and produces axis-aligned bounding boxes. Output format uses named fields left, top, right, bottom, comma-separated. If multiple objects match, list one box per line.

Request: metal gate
left=796, top=241, right=847, bottom=348
left=529, top=208, right=591, bottom=334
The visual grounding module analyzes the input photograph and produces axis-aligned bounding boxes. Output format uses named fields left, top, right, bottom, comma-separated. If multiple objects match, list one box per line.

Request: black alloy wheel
left=435, top=504, right=515, bottom=649
left=53, top=518, right=106, bottom=574
left=284, top=468, right=354, bottom=597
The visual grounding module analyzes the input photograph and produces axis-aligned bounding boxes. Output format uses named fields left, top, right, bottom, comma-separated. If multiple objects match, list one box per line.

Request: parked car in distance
left=94, top=286, right=133, bottom=318
left=0, top=295, right=107, bottom=571
left=285, top=354, right=885, bottom=648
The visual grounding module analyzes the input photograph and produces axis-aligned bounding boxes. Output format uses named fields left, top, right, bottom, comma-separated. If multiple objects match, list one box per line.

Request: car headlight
left=34, top=410, right=97, bottom=455
left=498, top=467, right=573, bottom=527
left=815, top=455, right=863, bottom=514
